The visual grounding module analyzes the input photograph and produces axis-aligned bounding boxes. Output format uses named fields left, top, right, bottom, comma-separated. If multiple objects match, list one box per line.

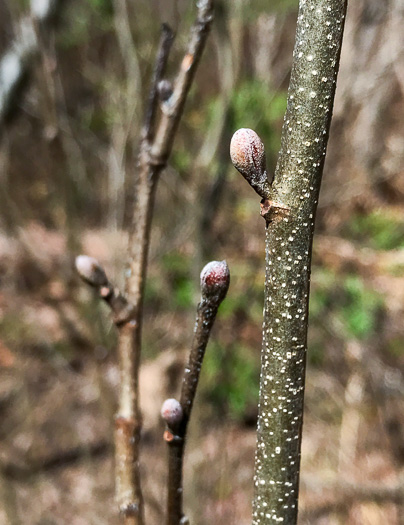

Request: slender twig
left=161, top=261, right=230, bottom=525
left=117, top=3, right=213, bottom=524
left=230, top=1, right=347, bottom=523
left=75, top=3, right=214, bottom=521
left=75, top=255, right=140, bottom=524
left=142, top=23, right=175, bottom=144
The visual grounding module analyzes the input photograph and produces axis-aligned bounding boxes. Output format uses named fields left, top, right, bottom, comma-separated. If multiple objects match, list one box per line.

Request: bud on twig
left=157, top=79, right=173, bottom=102
left=200, top=260, right=230, bottom=303
left=161, top=398, right=183, bottom=428
left=75, top=255, right=108, bottom=287
left=230, top=128, right=271, bottom=199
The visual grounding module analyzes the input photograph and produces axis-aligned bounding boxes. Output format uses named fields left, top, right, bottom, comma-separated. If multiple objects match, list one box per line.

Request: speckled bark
left=252, top=1, right=347, bottom=524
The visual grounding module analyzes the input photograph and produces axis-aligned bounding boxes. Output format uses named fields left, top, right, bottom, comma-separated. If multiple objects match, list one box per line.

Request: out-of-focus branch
left=117, top=3, right=214, bottom=524
left=76, top=3, right=214, bottom=521
left=0, top=0, right=65, bottom=126
left=300, top=475, right=404, bottom=521
left=142, top=23, right=175, bottom=144
left=161, top=261, right=230, bottom=525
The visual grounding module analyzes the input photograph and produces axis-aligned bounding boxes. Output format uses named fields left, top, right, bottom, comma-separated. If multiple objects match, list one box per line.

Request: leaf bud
left=75, top=255, right=108, bottom=287
left=200, top=260, right=230, bottom=303
left=161, top=398, right=183, bottom=427
left=157, top=79, right=173, bottom=102
left=230, top=128, right=271, bottom=198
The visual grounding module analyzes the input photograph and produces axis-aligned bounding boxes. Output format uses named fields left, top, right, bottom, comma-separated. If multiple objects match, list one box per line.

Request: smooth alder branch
left=231, top=1, right=348, bottom=523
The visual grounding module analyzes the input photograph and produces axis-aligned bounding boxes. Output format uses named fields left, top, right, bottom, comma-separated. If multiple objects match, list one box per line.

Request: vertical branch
left=117, top=2, right=214, bottom=524
left=231, top=1, right=348, bottom=523
left=76, top=4, right=214, bottom=522
left=161, top=261, right=230, bottom=525
left=253, top=1, right=347, bottom=523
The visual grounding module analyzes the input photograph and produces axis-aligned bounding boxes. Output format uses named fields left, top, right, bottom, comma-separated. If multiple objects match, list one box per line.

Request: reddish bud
left=230, top=128, right=271, bottom=198
left=161, top=398, right=183, bottom=427
left=200, top=260, right=230, bottom=303
left=75, top=255, right=108, bottom=287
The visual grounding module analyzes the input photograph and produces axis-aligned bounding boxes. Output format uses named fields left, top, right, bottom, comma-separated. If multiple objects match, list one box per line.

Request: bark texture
left=252, top=1, right=348, bottom=523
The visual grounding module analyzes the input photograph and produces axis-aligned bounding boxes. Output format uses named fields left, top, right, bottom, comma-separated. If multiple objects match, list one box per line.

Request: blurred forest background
left=0, top=0, right=403, bottom=524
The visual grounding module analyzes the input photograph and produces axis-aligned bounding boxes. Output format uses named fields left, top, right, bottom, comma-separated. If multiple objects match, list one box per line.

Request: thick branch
left=251, top=2, right=348, bottom=524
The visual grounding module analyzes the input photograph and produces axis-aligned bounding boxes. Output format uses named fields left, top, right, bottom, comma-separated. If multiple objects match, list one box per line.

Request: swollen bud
left=157, top=79, right=173, bottom=102
left=200, top=260, right=230, bottom=303
left=230, top=128, right=271, bottom=198
left=161, top=398, right=183, bottom=427
left=75, top=255, right=108, bottom=287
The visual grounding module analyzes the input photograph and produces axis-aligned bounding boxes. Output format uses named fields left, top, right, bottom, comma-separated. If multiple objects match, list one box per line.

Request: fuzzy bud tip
left=75, top=255, right=108, bottom=287
left=200, top=260, right=230, bottom=302
left=161, top=398, right=183, bottom=427
left=230, top=128, right=266, bottom=177
left=230, top=128, right=271, bottom=197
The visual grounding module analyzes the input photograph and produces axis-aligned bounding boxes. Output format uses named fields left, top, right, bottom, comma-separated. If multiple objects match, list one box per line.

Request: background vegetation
left=0, top=0, right=403, bottom=523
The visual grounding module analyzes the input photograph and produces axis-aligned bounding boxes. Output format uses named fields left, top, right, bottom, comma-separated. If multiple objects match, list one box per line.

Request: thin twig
left=162, top=261, right=230, bottom=525
left=142, top=23, right=175, bottom=144
left=75, top=3, right=214, bottom=520
left=75, top=255, right=140, bottom=524
left=117, top=3, right=214, bottom=524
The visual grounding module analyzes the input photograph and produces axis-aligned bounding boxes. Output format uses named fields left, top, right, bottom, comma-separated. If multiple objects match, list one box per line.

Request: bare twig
left=116, top=3, right=214, bottom=524
left=161, top=260, right=230, bottom=525
left=75, top=255, right=140, bottom=524
left=142, top=23, right=175, bottom=144
left=75, top=3, right=214, bottom=521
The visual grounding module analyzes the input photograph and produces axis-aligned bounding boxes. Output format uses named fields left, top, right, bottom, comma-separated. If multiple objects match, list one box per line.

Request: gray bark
left=252, top=1, right=348, bottom=523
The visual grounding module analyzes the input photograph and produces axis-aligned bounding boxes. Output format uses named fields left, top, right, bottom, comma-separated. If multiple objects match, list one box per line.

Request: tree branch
left=161, top=261, right=230, bottom=525
left=115, top=2, right=214, bottom=523
left=231, top=1, right=348, bottom=523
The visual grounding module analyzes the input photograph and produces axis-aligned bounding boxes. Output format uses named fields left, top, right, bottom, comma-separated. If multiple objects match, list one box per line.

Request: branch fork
left=75, top=4, right=215, bottom=523
left=161, top=260, right=230, bottom=525
left=260, top=198, right=290, bottom=225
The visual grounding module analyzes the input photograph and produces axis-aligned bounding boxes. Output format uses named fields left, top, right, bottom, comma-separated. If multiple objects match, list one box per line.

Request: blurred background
left=0, top=0, right=403, bottom=523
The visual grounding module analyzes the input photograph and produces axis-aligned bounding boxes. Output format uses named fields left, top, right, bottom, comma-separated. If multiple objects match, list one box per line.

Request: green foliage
left=340, top=276, right=383, bottom=340
left=309, top=268, right=384, bottom=346
left=240, top=0, right=297, bottom=20
left=59, top=0, right=114, bottom=48
left=387, top=337, right=404, bottom=358
left=88, top=0, right=114, bottom=15
left=171, top=149, right=193, bottom=174
left=161, top=252, right=195, bottom=310
left=229, top=80, right=287, bottom=168
left=348, top=210, right=404, bottom=251
left=309, top=268, right=336, bottom=318
left=202, top=341, right=259, bottom=421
